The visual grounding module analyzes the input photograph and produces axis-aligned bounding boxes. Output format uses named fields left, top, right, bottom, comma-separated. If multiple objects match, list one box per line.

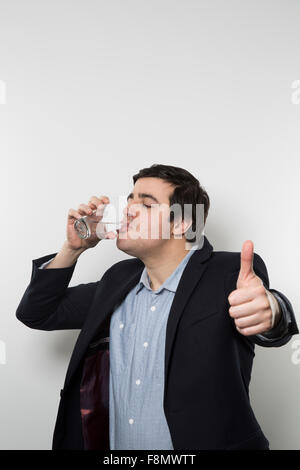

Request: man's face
left=116, top=177, right=178, bottom=258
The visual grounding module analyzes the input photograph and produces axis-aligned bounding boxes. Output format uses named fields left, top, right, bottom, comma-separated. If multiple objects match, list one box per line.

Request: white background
left=0, top=0, right=299, bottom=449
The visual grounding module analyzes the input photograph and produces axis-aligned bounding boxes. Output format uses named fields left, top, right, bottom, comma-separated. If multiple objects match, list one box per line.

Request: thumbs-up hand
left=228, top=240, right=279, bottom=336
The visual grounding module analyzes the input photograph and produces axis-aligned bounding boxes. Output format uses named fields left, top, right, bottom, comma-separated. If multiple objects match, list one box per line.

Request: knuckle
left=266, top=318, right=272, bottom=330
left=89, top=196, right=99, bottom=205
left=256, top=285, right=266, bottom=296
left=239, top=327, right=247, bottom=336
left=261, top=323, right=270, bottom=333
left=236, top=317, right=248, bottom=328
left=265, top=310, right=272, bottom=320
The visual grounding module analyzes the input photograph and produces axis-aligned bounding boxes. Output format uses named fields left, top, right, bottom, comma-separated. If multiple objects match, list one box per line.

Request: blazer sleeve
left=15, top=252, right=102, bottom=331
left=224, top=252, right=299, bottom=347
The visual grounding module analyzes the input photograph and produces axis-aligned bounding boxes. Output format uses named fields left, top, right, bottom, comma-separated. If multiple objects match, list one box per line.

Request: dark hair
left=132, top=164, right=210, bottom=243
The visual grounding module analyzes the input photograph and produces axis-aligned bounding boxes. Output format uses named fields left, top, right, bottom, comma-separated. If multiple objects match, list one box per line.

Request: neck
left=142, top=241, right=192, bottom=291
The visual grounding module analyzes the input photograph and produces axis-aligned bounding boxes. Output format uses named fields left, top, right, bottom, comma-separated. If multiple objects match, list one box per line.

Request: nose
left=123, top=202, right=140, bottom=221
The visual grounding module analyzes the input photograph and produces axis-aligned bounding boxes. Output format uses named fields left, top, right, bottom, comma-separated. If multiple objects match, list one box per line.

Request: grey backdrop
left=0, top=0, right=299, bottom=449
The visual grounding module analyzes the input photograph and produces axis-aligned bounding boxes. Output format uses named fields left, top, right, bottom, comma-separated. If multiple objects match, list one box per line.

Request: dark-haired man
left=16, top=164, right=298, bottom=450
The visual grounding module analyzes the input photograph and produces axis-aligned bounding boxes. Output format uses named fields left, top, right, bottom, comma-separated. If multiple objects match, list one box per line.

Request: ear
left=172, top=217, right=193, bottom=239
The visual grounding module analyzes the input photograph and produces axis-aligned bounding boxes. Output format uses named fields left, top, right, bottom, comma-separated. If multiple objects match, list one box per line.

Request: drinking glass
left=74, top=210, right=122, bottom=240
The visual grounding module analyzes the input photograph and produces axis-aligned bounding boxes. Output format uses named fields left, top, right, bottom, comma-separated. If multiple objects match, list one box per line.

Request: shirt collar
left=135, top=245, right=198, bottom=295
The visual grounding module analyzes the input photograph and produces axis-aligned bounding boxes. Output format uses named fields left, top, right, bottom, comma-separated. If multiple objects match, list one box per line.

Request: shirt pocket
left=110, top=317, right=137, bottom=377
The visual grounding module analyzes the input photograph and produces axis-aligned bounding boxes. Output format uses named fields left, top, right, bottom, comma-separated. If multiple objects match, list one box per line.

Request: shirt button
left=119, top=323, right=124, bottom=329
left=129, top=418, right=134, bottom=424
left=150, top=306, right=156, bottom=311
left=135, top=379, right=141, bottom=385
left=143, top=342, right=148, bottom=348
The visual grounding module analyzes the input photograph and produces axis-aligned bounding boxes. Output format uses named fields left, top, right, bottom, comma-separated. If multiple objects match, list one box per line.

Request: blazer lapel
left=163, top=235, right=214, bottom=388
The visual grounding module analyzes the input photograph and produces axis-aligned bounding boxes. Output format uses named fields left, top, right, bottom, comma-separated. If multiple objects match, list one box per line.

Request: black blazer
left=15, top=235, right=299, bottom=450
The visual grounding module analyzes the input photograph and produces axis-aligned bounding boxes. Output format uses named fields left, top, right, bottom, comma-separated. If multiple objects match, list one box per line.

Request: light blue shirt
left=108, top=246, right=197, bottom=450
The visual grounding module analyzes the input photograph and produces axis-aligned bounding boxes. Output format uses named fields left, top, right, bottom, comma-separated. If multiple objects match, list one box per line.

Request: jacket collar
left=135, top=244, right=198, bottom=295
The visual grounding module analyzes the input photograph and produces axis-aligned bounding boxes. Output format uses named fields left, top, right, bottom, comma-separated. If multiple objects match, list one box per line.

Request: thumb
left=238, top=240, right=255, bottom=283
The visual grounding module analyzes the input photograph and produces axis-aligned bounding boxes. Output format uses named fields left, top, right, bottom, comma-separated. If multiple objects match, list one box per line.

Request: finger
left=78, top=203, right=94, bottom=216
left=238, top=240, right=254, bottom=282
left=228, top=285, right=266, bottom=306
left=234, top=313, right=266, bottom=329
left=88, top=195, right=110, bottom=210
left=236, top=322, right=271, bottom=336
left=229, top=299, right=263, bottom=319
left=95, top=203, right=107, bottom=217
left=68, top=208, right=82, bottom=220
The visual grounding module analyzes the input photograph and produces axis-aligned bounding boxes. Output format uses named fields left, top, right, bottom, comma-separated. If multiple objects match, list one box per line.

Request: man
left=16, top=164, right=299, bottom=450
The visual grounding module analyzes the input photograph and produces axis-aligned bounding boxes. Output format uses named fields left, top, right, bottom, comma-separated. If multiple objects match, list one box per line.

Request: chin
left=116, top=235, right=136, bottom=254
left=116, top=235, right=134, bottom=249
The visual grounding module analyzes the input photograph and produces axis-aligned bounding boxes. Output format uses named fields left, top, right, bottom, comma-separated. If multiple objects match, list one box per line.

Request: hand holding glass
left=74, top=209, right=122, bottom=240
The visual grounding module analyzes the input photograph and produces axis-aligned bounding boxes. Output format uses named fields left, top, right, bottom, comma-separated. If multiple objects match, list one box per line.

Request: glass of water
left=74, top=209, right=122, bottom=240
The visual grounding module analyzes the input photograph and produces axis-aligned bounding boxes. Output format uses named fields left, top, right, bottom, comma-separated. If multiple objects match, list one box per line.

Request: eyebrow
left=127, top=192, right=160, bottom=204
